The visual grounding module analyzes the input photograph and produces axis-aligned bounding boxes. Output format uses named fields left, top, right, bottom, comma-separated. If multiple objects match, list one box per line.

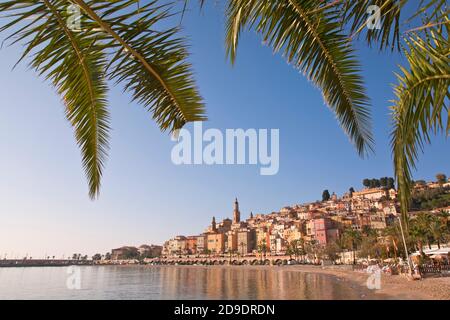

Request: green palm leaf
left=1, top=0, right=110, bottom=199
left=0, top=0, right=206, bottom=198
left=341, top=0, right=449, bottom=51
left=341, top=0, right=405, bottom=51
left=74, top=0, right=207, bottom=131
left=391, top=23, right=450, bottom=224
left=226, top=0, right=374, bottom=156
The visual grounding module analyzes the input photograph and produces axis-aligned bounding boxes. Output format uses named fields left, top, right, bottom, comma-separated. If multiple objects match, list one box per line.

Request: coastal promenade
left=147, top=255, right=302, bottom=266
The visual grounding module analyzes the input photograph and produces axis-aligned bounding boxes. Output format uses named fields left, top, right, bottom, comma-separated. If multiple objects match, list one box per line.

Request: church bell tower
left=211, top=216, right=217, bottom=232
left=233, top=198, right=240, bottom=224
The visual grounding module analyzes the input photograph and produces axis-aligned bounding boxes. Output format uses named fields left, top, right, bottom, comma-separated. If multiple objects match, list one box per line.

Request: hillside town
left=111, top=174, right=450, bottom=268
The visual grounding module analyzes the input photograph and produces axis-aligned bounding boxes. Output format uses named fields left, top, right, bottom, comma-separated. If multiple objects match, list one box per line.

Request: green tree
left=92, top=253, right=102, bottom=261
left=415, top=180, right=426, bottom=187
left=358, top=233, right=380, bottom=260
left=257, top=239, right=268, bottom=261
left=322, top=190, right=331, bottom=201
left=363, top=179, right=371, bottom=188
left=387, top=178, right=395, bottom=189
left=429, top=216, right=446, bottom=249
left=323, top=242, right=341, bottom=263
left=391, top=22, right=450, bottom=225
left=342, top=228, right=362, bottom=264
left=438, top=210, right=450, bottom=230
left=349, top=187, right=355, bottom=197
left=285, top=239, right=302, bottom=260
left=0, top=0, right=206, bottom=199
left=286, top=246, right=294, bottom=260
left=370, top=178, right=381, bottom=188
left=436, top=173, right=447, bottom=185
left=304, top=240, right=321, bottom=263
left=409, top=213, right=432, bottom=255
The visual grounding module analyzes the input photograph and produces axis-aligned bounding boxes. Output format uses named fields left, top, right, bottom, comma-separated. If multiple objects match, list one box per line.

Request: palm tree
left=342, top=228, right=362, bottom=264
left=383, top=222, right=406, bottom=259
left=257, top=239, right=268, bottom=262
left=228, top=249, right=234, bottom=264
left=296, top=238, right=306, bottom=261
left=409, top=212, right=434, bottom=255
left=287, top=239, right=303, bottom=261
left=0, top=0, right=206, bottom=198
left=438, top=210, right=450, bottom=230
left=429, top=216, right=446, bottom=249
left=286, top=246, right=293, bottom=260
left=304, top=240, right=320, bottom=263
left=416, top=212, right=434, bottom=249
left=436, top=173, right=447, bottom=185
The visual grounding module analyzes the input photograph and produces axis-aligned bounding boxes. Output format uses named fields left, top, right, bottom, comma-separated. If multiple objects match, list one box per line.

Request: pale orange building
left=185, top=236, right=197, bottom=254
left=206, top=232, right=226, bottom=254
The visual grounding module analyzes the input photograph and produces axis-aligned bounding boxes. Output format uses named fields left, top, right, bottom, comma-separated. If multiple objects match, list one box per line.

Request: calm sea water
left=0, top=265, right=381, bottom=300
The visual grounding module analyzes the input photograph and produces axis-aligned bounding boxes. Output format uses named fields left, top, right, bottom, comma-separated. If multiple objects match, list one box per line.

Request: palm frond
left=74, top=0, right=206, bottom=131
left=341, top=0, right=406, bottom=51
left=0, top=0, right=206, bottom=198
left=391, top=23, right=450, bottom=223
left=0, top=0, right=110, bottom=199
left=406, top=0, right=449, bottom=26
left=226, top=0, right=374, bottom=156
left=342, top=0, right=449, bottom=51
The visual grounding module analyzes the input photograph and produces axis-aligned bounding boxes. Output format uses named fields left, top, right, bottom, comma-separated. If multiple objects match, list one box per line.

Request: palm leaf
left=0, top=0, right=206, bottom=198
left=1, top=0, right=110, bottom=199
left=391, top=23, right=450, bottom=224
left=341, top=0, right=406, bottom=51
left=341, top=0, right=449, bottom=51
left=74, top=0, right=206, bottom=131
left=226, top=0, right=374, bottom=156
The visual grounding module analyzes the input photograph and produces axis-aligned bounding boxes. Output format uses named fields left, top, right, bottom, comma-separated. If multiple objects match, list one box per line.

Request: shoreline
left=287, top=265, right=450, bottom=300
left=2, top=263, right=449, bottom=299
left=265, top=264, right=450, bottom=300
left=135, top=264, right=450, bottom=300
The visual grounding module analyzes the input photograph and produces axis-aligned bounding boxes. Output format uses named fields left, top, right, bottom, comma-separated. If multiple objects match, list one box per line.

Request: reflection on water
left=0, top=265, right=379, bottom=300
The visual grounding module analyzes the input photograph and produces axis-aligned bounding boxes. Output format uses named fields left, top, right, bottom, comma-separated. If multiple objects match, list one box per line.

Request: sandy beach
left=140, top=264, right=450, bottom=300
left=286, top=265, right=450, bottom=300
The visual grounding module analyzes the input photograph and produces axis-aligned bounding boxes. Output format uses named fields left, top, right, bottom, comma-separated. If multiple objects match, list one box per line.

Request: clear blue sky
left=0, top=3, right=448, bottom=258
